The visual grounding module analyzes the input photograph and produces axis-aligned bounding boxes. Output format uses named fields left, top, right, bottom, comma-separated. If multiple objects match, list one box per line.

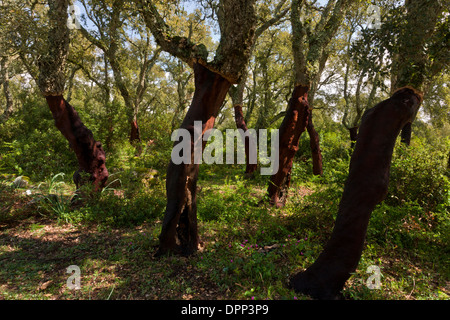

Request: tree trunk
left=306, top=112, right=323, bottom=176
left=0, top=57, right=14, bottom=123
left=45, top=95, right=109, bottom=192
left=38, top=0, right=109, bottom=196
left=129, top=118, right=141, bottom=143
left=448, top=151, right=450, bottom=169
left=234, top=104, right=257, bottom=175
left=400, top=122, right=412, bottom=146
left=393, top=0, right=442, bottom=145
left=129, top=117, right=142, bottom=155
left=349, top=126, right=358, bottom=149
left=289, top=87, right=422, bottom=299
left=156, top=63, right=231, bottom=256
left=268, top=84, right=309, bottom=207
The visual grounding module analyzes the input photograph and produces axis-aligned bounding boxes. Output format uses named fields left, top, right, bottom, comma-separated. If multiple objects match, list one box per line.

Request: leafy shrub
left=320, top=130, right=352, bottom=163
left=0, top=96, right=76, bottom=181
left=387, top=138, right=449, bottom=211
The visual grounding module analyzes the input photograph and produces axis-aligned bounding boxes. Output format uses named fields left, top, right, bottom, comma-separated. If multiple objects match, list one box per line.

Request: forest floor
left=0, top=165, right=449, bottom=300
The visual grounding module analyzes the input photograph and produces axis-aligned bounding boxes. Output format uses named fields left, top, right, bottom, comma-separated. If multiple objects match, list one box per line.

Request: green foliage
left=0, top=95, right=76, bottom=181
left=292, top=129, right=350, bottom=185
left=0, top=0, right=449, bottom=301
left=387, top=138, right=449, bottom=210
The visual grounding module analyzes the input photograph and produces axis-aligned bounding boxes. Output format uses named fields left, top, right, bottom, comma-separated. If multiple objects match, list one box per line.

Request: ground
left=0, top=165, right=448, bottom=300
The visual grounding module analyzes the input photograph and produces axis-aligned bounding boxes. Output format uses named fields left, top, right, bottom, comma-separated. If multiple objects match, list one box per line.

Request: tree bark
left=289, top=87, right=422, bottom=299
left=348, top=126, right=358, bottom=149
left=38, top=0, right=109, bottom=194
left=306, top=112, right=323, bottom=176
left=45, top=95, right=109, bottom=192
left=156, top=63, right=231, bottom=256
left=268, top=85, right=309, bottom=207
left=129, top=118, right=141, bottom=143
left=271, top=0, right=348, bottom=207
left=234, top=104, right=257, bottom=175
left=0, top=57, right=14, bottom=123
left=400, top=122, right=412, bottom=145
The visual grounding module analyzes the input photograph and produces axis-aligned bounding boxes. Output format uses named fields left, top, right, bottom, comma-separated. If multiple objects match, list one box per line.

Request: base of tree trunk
left=268, top=85, right=309, bottom=207
left=45, top=96, right=109, bottom=194
left=289, top=87, right=422, bottom=299
left=156, top=63, right=231, bottom=257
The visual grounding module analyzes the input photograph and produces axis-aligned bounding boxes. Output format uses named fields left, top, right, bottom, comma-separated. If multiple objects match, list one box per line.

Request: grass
left=0, top=163, right=448, bottom=300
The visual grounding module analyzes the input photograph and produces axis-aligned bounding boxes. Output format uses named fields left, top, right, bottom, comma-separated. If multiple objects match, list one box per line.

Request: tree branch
left=136, top=0, right=208, bottom=67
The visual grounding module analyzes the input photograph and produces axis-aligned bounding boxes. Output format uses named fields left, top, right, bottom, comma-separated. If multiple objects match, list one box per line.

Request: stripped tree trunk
left=156, top=63, right=231, bottom=256
left=269, top=0, right=349, bottom=207
left=38, top=0, right=108, bottom=194
left=45, top=96, right=109, bottom=191
left=129, top=118, right=141, bottom=143
left=268, top=85, right=309, bottom=207
left=139, top=0, right=257, bottom=256
left=290, top=0, right=444, bottom=300
left=290, top=87, right=423, bottom=299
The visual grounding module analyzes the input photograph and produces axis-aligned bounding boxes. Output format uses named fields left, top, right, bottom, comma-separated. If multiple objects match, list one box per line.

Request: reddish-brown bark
left=289, top=87, right=422, bottom=299
left=233, top=104, right=258, bottom=175
left=129, top=119, right=141, bottom=143
left=268, top=85, right=309, bottom=207
left=45, top=95, right=109, bottom=192
left=156, top=63, right=231, bottom=256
